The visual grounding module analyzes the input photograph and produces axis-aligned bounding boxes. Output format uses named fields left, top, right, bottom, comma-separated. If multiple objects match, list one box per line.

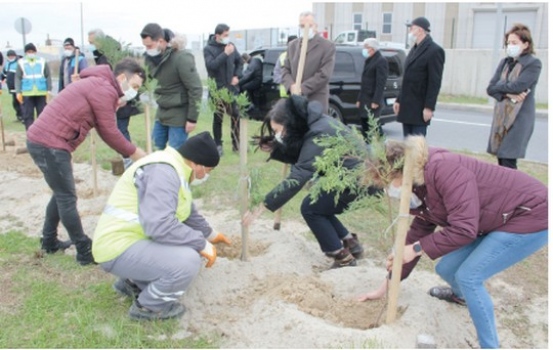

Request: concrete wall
left=191, top=48, right=548, bottom=104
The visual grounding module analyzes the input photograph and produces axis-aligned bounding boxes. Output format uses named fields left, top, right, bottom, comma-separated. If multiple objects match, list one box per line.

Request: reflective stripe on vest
left=19, top=57, right=48, bottom=95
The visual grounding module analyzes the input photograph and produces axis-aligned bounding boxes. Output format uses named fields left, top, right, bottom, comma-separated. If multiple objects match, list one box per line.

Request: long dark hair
left=255, top=96, right=310, bottom=154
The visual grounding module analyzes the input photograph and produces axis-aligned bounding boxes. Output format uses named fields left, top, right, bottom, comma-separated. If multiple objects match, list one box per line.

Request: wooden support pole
left=386, top=146, right=415, bottom=324
left=239, top=118, right=250, bottom=261
left=144, top=103, right=153, bottom=154
left=273, top=25, right=310, bottom=230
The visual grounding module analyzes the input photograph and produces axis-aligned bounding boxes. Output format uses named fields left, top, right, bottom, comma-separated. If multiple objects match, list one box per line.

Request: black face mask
left=149, top=54, right=163, bottom=66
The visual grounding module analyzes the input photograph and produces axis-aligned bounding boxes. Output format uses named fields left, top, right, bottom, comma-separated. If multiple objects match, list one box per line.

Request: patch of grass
left=0, top=231, right=216, bottom=348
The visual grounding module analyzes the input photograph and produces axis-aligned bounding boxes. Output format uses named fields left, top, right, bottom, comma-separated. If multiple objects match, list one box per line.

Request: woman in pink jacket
left=360, top=136, right=547, bottom=349
left=27, top=59, right=147, bottom=265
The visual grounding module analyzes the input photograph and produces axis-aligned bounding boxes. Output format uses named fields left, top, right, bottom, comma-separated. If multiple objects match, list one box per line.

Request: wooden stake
left=273, top=25, right=310, bottom=230
left=0, top=100, right=5, bottom=152
left=144, top=103, right=152, bottom=153
left=386, top=146, right=415, bottom=324
left=239, top=118, right=249, bottom=261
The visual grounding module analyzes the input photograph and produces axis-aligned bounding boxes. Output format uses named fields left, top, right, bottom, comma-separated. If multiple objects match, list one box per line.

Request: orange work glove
left=207, top=231, right=231, bottom=245
left=16, top=93, right=23, bottom=104
left=200, top=241, right=217, bottom=268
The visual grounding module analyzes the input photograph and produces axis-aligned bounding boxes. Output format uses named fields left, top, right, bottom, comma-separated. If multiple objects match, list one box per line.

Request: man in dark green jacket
left=140, top=23, right=203, bottom=150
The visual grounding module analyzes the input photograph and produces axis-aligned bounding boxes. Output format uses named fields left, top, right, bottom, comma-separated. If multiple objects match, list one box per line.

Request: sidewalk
left=437, top=102, right=548, bottom=119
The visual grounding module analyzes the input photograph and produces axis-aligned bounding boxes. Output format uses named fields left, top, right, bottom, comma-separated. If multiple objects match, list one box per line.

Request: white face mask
left=146, top=47, right=161, bottom=56
left=7, top=57, right=16, bottom=62
left=362, top=48, right=370, bottom=58
left=124, top=87, right=138, bottom=101
left=408, top=32, right=417, bottom=44
left=506, top=44, right=522, bottom=58
left=274, top=132, right=284, bottom=144
left=387, top=183, right=423, bottom=209
left=220, top=37, right=230, bottom=45
left=191, top=172, right=209, bottom=186
left=300, top=27, right=315, bottom=40
left=26, top=53, right=36, bottom=59
left=63, top=49, right=73, bottom=57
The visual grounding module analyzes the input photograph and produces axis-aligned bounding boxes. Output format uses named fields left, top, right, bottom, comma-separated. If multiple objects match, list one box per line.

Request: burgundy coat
left=27, top=65, right=136, bottom=157
left=401, top=145, right=547, bottom=279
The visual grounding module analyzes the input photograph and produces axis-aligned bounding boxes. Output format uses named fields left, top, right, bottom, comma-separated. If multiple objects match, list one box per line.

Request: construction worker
left=273, top=35, right=297, bottom=98
left=15, top=43, right=52, bottom=130
left=1, top=49, right=23, bottom=122
left=92, top=131, right=231, bottom=321
left=59, top=37, right=88, bottom=91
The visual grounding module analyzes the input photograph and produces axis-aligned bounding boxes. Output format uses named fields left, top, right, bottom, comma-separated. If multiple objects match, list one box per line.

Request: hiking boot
left=343, top=233, right=364, bottom=259
left=113, top=278, right=142, bottom=299
left=428, top=286, right=466, bottom=306
left=40, top=237, right=73, bottom=254
left=327, top=248, right=357, bottom=269
left=75, top=238, right=97, bottom=266
left=217, top=145, right=224, bottom=157
left=128, top=300, right=186, bottom=321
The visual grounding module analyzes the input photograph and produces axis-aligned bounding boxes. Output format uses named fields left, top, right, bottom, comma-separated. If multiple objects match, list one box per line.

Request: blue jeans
left=152, top=120, right=188, bottom=150
left=26, top=141, right=92, bottom=250
left=435, top=230, right=548, bottom=348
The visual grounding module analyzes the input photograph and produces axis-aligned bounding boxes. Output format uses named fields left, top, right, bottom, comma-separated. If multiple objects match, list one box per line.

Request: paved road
left=381, top=108, right=548, bottom=164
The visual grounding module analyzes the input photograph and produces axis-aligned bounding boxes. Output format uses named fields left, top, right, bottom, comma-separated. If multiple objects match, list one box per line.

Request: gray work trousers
left=101, top=240, right=201, bottom=312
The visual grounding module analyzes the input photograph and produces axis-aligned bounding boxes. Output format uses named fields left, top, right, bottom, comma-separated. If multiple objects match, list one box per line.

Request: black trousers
left=22, top=95, right=47, bottom=130
left=498, top=158, right=517, bottom=169
left=358, top=102, right=383, bottom=141
left=10, top=92, right=23, bottom=119
left=212, top=101, right=240, bottom=151
left=402, top=123, right=428, bottom=138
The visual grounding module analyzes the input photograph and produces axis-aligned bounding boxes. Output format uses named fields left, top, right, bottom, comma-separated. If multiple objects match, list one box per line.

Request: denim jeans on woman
left=434, top=229, right=548, bottom=348
left=26, top=141, right=92, bottom=251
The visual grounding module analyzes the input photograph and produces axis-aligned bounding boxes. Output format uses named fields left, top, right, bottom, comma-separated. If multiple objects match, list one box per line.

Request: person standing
left=15, top=43, right=52, bottom=130
left=141, top=23, right=203, bottom=151
left=203, top=23, right=243, bottom=156
left=87, top=28, right=121, bottom=67
left=26, top=59, right=147, bottom=265
left=59, top=38, right=88, bottom=92
left=394, top=17, right=445, bottom=137
left=1, top=50, right=23, bottom=122
left=273, top=35, right=297, bottom=98
left=356, top=38, right=388, bottom=141
left=239, top=53, right=263, bottom=113
left=281, top=11, right=336, bottom=111
left=486, top=23, right=542, bottom=170
left=359, top=136, right=547, bottom=349
left=92, top=132, right=229, bottom=321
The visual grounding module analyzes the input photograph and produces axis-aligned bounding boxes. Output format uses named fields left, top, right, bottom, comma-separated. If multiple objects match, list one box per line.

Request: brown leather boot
left=343, top=233, right=364, bottom=259
left=326, top=248, right=357, bottom=269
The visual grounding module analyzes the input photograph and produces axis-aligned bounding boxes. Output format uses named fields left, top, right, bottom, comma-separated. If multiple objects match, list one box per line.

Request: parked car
left=246, top=44, right=406, bottom=126
left=333, top=30, right=376, bottom=45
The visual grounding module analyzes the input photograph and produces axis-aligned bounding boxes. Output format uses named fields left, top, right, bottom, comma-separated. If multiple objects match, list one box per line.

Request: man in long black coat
left=356, top=38, right=388, bottom=141
left=239, top=53, right=263, bottom=113
left=394, top=17, right=445, bottom=137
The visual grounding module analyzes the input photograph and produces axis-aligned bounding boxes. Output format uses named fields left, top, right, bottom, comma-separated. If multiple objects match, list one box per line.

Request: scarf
left=489, top=59, right=523, bottom=154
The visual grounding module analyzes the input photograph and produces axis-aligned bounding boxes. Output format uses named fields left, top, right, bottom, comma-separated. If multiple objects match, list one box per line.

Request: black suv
left=247, top=44, right=406, bottom=125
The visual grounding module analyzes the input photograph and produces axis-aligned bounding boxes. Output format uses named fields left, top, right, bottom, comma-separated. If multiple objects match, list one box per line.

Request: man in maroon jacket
left=27, top=58, right=147, bottom=265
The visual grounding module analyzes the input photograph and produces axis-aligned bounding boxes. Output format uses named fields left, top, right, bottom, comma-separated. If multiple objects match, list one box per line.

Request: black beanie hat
left=177, top=132, right=220, bottom=167
left=63, top=37, right=75, bottom=46
left=24, top=43, right=37, bottom=52
left=7, top=49, right=16, bottom=56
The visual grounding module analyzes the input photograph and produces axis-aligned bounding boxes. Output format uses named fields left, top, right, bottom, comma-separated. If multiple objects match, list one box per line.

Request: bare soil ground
left=0, top=132, right=548, bottom=348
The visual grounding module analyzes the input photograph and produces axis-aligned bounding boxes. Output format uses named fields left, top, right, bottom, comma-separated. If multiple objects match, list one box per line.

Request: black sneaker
left=217, top=145, right=224, bottom=157
left=128, top=300, right=186, bottom=321
left=113, top=278, right=142, bottom=299
left=428, top=286, right=466, bottom=306
left=40, top=238, right=73, bottom=254
left=343, top=233, right=364, bottom=259
left=327, top=248, right=357, bottom=269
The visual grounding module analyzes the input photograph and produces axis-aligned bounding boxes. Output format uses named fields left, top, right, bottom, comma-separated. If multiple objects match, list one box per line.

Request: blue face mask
left=88, top=44, right=97, bottom=52
left=362, top=48, right=370, bottom=58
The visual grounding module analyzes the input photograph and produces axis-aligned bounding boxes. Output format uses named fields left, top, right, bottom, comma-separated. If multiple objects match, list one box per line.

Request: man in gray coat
left=394, top=17, right=445, bottom=137
left=282, top=11, right=336, bottom=111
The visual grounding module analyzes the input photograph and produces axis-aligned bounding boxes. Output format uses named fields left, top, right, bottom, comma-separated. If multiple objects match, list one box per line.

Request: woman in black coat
left=242, top=96, right=379, bottom=268
left=486, top=23, right=542, bottom=169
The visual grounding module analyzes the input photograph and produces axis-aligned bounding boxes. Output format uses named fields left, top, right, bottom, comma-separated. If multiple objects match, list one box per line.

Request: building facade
left=314, top=2, right=548, bottom=50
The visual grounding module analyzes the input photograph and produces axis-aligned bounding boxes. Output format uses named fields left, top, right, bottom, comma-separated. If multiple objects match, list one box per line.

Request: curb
left=437, top=102, right=548, bottom=119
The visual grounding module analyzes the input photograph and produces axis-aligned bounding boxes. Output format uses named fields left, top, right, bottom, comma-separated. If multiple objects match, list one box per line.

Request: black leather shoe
left=40, top=238, right=72, bottom=254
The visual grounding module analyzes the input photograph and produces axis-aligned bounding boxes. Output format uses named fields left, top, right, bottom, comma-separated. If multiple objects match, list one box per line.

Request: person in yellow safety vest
left=273, top=35, right=297, bottom=98
left=92, top=131, right=231, bottom=321
left=14, top=43, right=52, bottom=130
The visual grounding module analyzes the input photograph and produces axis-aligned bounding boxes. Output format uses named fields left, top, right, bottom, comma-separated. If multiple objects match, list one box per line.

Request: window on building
left=382, top=13, right=392, bottom=34
left=353, top=13, right=363, bottom=30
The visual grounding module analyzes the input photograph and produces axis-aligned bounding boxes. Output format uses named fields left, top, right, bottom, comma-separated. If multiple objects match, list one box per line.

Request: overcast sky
left=1, top=0, right=314, bottom=51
